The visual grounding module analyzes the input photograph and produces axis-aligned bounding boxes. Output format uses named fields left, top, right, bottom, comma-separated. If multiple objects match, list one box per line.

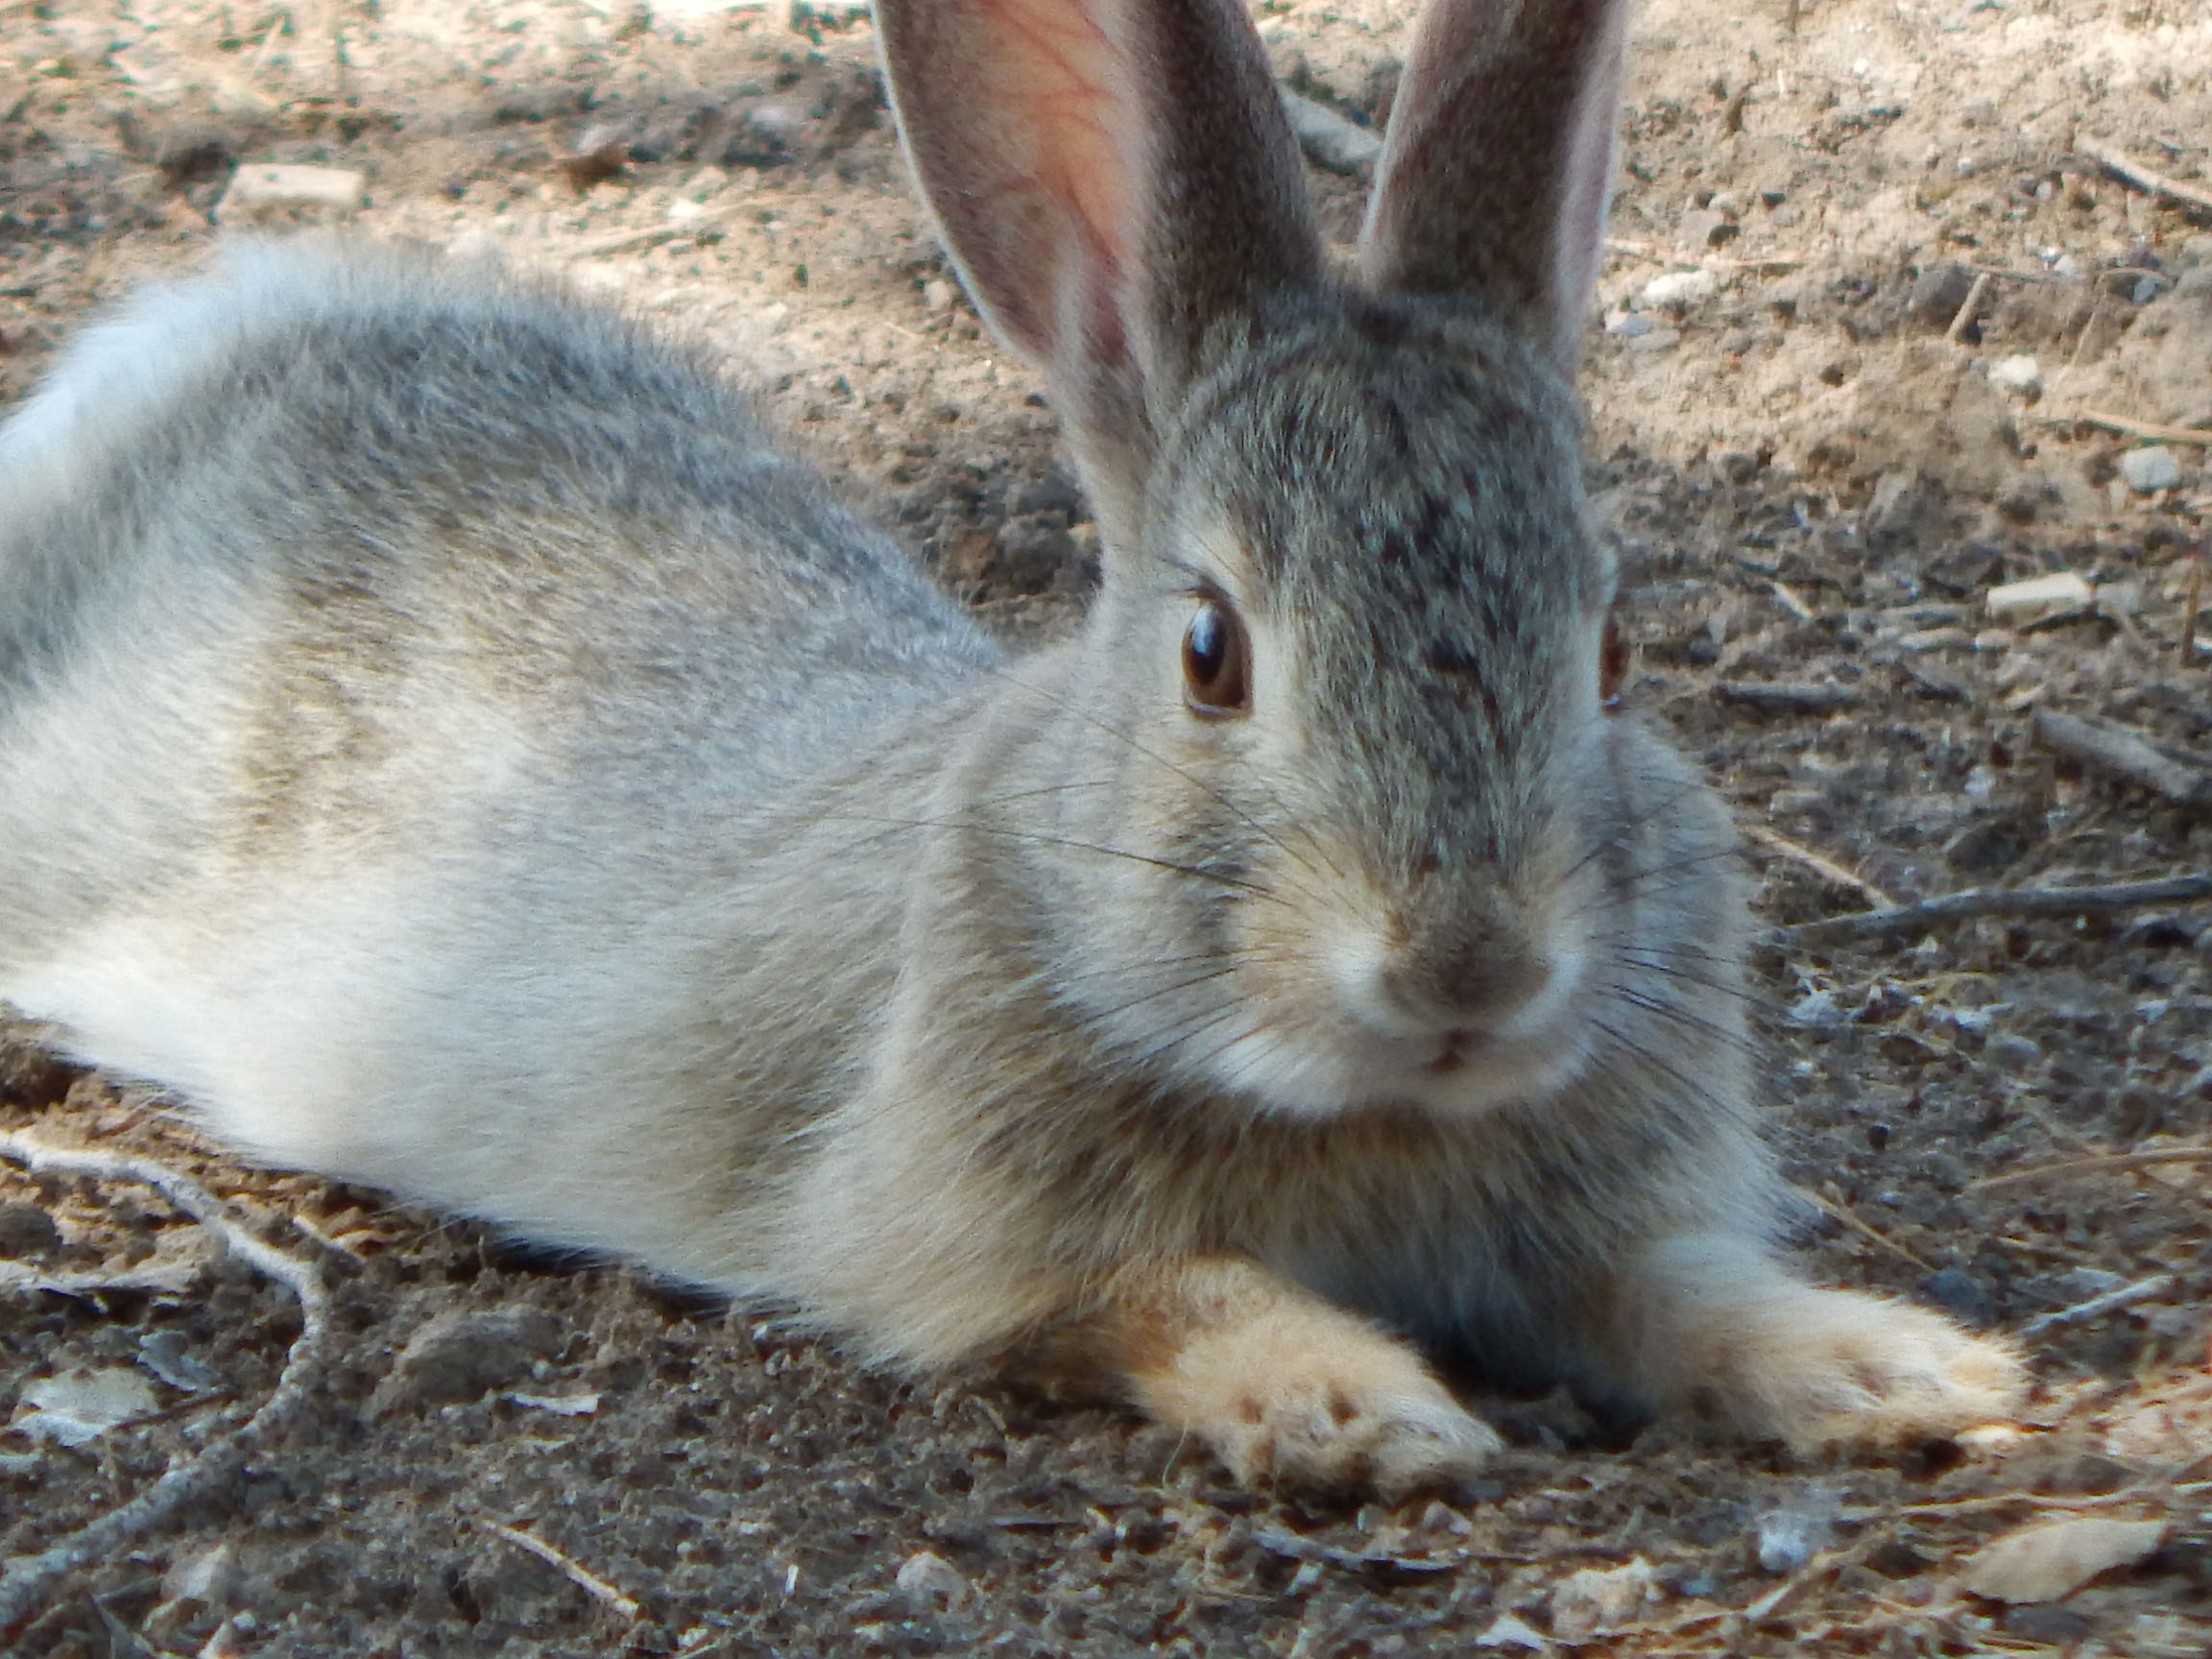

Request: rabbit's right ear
left=877, top=0, right=1323, bottom=537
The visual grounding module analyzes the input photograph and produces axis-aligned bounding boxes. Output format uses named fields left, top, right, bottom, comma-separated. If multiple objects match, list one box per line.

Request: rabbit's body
left=0, top=248, right=987, bottom=1286
left=1, top=0, right=2024, bottom=1494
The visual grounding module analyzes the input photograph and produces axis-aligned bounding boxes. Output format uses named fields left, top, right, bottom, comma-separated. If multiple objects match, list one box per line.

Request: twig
left=1976, top=1147, right=2212, bottom=1188
left=566, top=225, right=691, bottom=260
left=1718, top=681, right=1859, bottom=715
left=2037, top=408, right=2212, bottom=447
left=2185, top=549, right=2203, bottom=667
left=1945, top=273, right=1992, bottom=344
left=2017, top=1273, right=2178, bottom=1337
left=1743, top=825, right=1896, bottom=908
left=1790, top=1182, right=1934, bottom=1272
left=0, top=1137, right=330, bottom=1631
left=2080, top=141, right=2212, bottom=214
left=1277, top=87, right=1382, bottom=176
left=1774, top=873, right=2212, bottom=946
left=476, top=1519, right=644, bottom=1619
left=1888, top=1479, right=2212, bottom=1518
left=2032, top=709, right=2212, bottom=809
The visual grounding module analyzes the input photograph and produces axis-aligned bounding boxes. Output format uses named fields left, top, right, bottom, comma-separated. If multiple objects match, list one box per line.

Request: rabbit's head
left=880, top=0, right=1734, bottom=1120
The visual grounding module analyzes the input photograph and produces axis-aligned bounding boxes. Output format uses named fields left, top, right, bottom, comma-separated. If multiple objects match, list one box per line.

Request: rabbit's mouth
left=1423, top=1028, right=1479, bottom=1075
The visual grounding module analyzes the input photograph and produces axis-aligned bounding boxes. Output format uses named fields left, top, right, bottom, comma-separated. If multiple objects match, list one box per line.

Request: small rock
left=218, top=163, right=366, bottom=219
left=1604, top=309, right=1655, bottom=337
left=1987, top=354, right=2042, bottom=397
left=2004, top=1605, right=2093, bottom=1645
left=2117, top=445, right=2181, bottom=493
left=2174, top=266, right=2212, bottom=301
left=920, top=277, right=957, bottom=313
left=162, top=1542, right=243, bottom=1609
left=1755, top=1505, right=1836, bottom=1574
left=0, top=1200, right=61, bottom=1257
left=1920, top=1267, right=1995, bottom=1326
left=1984, top=1030, right=2041, bottom=1070
left=16, top=1366, right=158, bottom=1447
left=1984, top=570, right=2093, bottom=626
left=369, top=1307, right=563, bottom=1417
left=1628, top=326, right=1682, bottom=353
left=1550, top=1557, right=1659, bottom=1640
left=1013, top=469, right=1084, bottom=517
left=1909, top=260, right=1976, bottom=327
left=1475, top=1613, right=1550, bottom=1650
left=1863, top=469, right=1944, bottom=551
left=137, top=1330, right=222, bottom=1391
left=895, top=1550, right=969, bottom=1614
left=1960, top=1516, right=2167, bottom=1603
left=2179, top=233, right=2212, bottom=270
left=1638, top=269, right=1719, bottom=310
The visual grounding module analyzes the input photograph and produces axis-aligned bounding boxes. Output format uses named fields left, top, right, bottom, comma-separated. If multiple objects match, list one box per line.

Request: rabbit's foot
left=1106, top=1256, right=1501, bottom=1496
left=1625, top=1234, right=2026, bottom=1450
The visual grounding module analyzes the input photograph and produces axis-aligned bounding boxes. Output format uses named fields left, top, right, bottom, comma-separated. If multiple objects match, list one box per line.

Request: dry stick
left=0, top=1136, right=330, bottom=1632
left=1743, top=824, right=1896, bottom=908
left=1773, top=873, right=2212, bottom=947
left=476, top=1519, right=644, bottom=1620
left=1977, top=1146, right=2212, bottom=1187
left=2185, top=550, right=2205, bottom=667
left=2039, top=408, right=2212, bottom=448
left=2032, top=709, right=2212, bottom=809
left=1277, top=87, right=1382, bottom=176
left=1944, top=272, right=1993, bottom=344
left=2080, top=140, right=2212, bottom=215
left=1790, top=1182, right=1935, bottom=1273
left=2016, top=1272, right=2177, bottom=1337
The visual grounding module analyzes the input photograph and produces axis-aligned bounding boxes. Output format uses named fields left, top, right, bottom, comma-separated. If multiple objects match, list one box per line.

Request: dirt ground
left=2, top=0, right=2209, bottom=1653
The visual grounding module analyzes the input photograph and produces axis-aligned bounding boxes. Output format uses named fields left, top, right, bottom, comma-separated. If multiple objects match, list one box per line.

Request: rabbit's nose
left=1372, top=916, right=1566, bottom=1037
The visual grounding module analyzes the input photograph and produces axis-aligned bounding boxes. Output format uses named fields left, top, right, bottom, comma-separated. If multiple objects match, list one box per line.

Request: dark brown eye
left=1182, top=598, right=1250, bottom=717
left=1599, top=612, right=1629, bottom=706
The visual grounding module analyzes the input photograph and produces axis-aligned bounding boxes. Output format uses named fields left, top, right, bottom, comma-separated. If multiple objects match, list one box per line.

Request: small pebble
left=0, top=1199, right=61, bottom=1257
left=895, top=1550, right=969, bottom=1614
left=1755, top=1505, right=1836, bottom=1574
left=1985, top=570, right=2093, bottom=625
left=1628, top=326, right=1682, bottom=353
left=368, top=1307, right=563, bottom=1417
left=1986, top=354, right=2041, bottom=397
left=1639, top=269, right=1718, bottom=310
left=219, top=163, right=366, bottom=218
left=2117, top=445, right=2181, bottom=493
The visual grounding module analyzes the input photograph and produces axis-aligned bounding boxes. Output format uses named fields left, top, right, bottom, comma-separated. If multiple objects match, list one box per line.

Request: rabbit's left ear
left=1358, top=0, right=1631, bottom=372
left=876, top=0, right=1324, bottom=535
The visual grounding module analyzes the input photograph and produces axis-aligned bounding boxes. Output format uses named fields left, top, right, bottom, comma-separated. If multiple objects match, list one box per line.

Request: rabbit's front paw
left=1720, top=1288, right=2026, bottom=1451
left=1109, top=1257, right=1500, bottom=1496
left=1626, top=1236, right=2025, bottom=1450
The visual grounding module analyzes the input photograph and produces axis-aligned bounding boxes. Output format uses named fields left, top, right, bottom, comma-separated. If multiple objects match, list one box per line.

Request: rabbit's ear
left=877, top=0, right=1322, bottom=526
left=1357, top=0, right=1629, bottom=370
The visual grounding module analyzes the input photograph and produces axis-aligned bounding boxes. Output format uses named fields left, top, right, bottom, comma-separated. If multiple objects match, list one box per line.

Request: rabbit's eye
left=1599, top=613, right=1629, bottom=707
left=1182, top=599, right=1250, bottom=718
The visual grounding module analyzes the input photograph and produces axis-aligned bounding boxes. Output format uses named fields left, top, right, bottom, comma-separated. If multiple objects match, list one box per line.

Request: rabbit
left=0, top=0, right=2023, bottom=1497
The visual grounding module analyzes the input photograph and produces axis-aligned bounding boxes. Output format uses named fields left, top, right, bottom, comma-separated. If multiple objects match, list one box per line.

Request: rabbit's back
left=0, top=246, right=995, bottom=1245
left=0, top=244, right=994, bottom=950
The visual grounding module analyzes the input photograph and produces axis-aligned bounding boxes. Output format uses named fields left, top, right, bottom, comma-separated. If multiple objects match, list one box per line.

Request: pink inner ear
left=943, top=0, right=1144, bottom=372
